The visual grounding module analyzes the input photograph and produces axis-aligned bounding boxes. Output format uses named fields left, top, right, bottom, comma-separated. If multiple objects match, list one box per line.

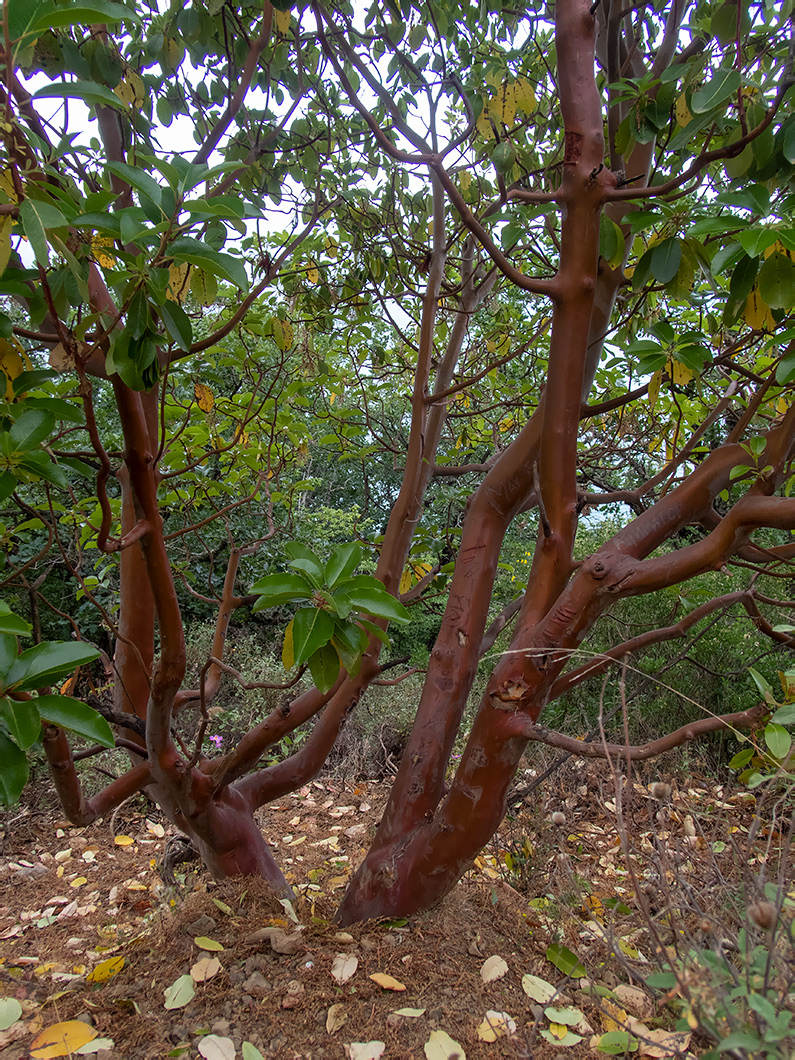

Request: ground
left=0, top=758, right=791, bottom=1059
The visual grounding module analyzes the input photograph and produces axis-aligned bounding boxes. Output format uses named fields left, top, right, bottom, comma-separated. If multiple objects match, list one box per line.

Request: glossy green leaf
left=35, top=694, right=114, bottom=746
left=34, top=80, right=127, bottom=112
left=19, top=198, right=66, bottom=266
left=770, top=704, right=795, bottom=727
left=324, top=542, right=363, bottom=587
left=0, top=731, right=29, bottom=804
left=545, top=942, right=586, bottom=978
left=159, top=300, right=193, bottom=352
left=728, top=747, right=754, bottom=769
left=763, top=722, right=791, bottom=760
left=336, top=580, right=411, bottom=624
left=9, top=409, right=55, bottom=452
left=650, top=238, right=681, bottom=285
left=283, top=542, right=325, bottom=585
left=748, top=667, right=775, bottom=704
left=308, top=641, right=340, bottom=693
left=168, top=236, right=248, bottom=290
left=758, top=252, right=795, bottom=310
left=17, top=450, right=69, bottom=488
left=250, top=572, right=314, bottom=611
left=690, top=66, right=741, bottom=114
left=0, top=696, right=41, bottom=750
left=0, top=604, right=31, bottom=637
left=5, top=641, right=101, bottom=693
left=291, top=607, right=335, bottom=667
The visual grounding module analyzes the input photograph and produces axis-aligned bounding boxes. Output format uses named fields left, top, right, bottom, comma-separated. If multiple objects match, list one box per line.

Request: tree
left=0, top=0, right=793, bottom=923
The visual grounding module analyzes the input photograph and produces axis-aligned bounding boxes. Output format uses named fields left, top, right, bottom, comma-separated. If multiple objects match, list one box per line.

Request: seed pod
left=748, top=901, right=777, bottom=931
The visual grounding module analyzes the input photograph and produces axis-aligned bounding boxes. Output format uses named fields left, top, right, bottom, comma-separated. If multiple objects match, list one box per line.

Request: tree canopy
left=0, top=0, right=794, bottom=922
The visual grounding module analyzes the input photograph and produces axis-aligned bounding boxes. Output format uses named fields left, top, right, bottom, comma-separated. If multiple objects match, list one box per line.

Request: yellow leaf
left=0, top=169, right=18, bottom=203
left=675, top=93, right=691, bottom=127
left=168, top=262, right=191, bottom=302
left=0, top=214, right=13, bottom=276
left=0, top=336, right=31, bottom=399
left=513, top=77, right=536, bottom=113
left=114, top=835, right=134, bottom=846
left=274, top=8, right=291, bottom=34
left=459, top=168, right=471, bottom=192
left=282, top=618, right=295, bottom=670
left=87, top=956, right=124, bottom=983
left=549, top=1021, right=568, bottom=1040
left=114, top=69, right=145, bottom=110
left=668, top=359, right=693, bottom=386
left=194, top=383, right=215, bottom=413
left=191, top=267, right=217, bottom=306
left=30, top=1020, right=98, bottom=1058
left=306, top=258, right=318, bottom=284
left=194, top=936, right=224, bottom=951
left=600, top=999, right=628, bottom=1033
left=399, top=568, right=412, bottom=594
left=745, top=287, right=775, bottom=330
left=648, top=369, right=661, bottom=408
left=477, top=1010, right=516, bottom=1041
left=497, top=82, right=516, bottom=125
left=70, top=876, right=88, bottom=888
left=776, top=396, right=788, bottom=415
left=324, top=235, right=338, bottom=259
left=369, top=973, right=406, bottom=991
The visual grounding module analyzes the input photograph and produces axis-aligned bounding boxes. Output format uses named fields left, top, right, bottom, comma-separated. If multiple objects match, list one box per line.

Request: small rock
left=244, top=955, right=270, bottom=975
left=184, top=914, right=216, bottom=936
left=211, top=1019, right=230, bottom=1036
left=281, top=980, right=304, bottom=1009
left=243, top=971, right=272, bottom=996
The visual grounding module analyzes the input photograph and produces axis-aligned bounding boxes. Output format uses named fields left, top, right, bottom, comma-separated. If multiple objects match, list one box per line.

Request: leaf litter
left=0, top=766, right=782, bottom=1058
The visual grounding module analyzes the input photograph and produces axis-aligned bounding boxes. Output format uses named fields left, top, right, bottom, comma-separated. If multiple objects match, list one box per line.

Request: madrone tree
left=0, top=0, right=793, bottom=923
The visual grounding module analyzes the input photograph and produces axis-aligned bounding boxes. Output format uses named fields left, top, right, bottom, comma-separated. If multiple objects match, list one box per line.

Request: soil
left=0, top=761, right=790, bottom=1060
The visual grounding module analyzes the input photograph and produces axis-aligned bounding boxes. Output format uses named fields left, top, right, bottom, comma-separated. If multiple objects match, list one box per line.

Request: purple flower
left=209, top=734, right=223, bottom=747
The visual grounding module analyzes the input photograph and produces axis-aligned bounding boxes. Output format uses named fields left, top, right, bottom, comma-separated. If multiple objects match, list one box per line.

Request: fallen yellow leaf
left=369, top=973, right=406, bottom=991
left=30, top=1020, right=98, bottom=1058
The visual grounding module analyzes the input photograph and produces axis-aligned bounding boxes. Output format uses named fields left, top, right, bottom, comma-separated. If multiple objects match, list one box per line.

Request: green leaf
left=599, top=214, right=624, bottom=268
left=545, top=942, right=586, bottom=978
left=758, top=252, right=795, bottom=310
left=717, top=1031, right=764, bottom=1051
left=17, top=451, right=69, bottom=488
left=127, top=288, right=150, bottom=340
left=308, top=641, right=340, bottom=693
left=106, top=161, right=164, bottom=208
left=729, top=747, right=755, bottom=769
left=168, top=236, right=248, bottom=290
left=763, top=722, right=791, bottom=760
left=770, top=704, right=795, bottom=727
left=596, top=1030, right=638, bottom=1054
left=19, top=199, right=66, bottom=267
left=0, top=604, right=31, bottom=637
left=0, top=471, right=15, bottom=504
left=12, top=0, right=138, bottom=42
left=9, top=409, right=55, bottom=452
left=5, top=641, right=100, bottom=693
left=324, top=543, right=363, bottom=587
left=250, top=572, right=314, bottom=611
left=357, top=618, right=390, bottom=646
left=650, top=238, right=681, bottom=285
left=492, top=142, right=516, bottom=174
left=645, top=972, right=677, bottom=989
left=283, top=542, right=324, bottom=585
left=164, top=974, right=195, bottom=1010
left=35, top=695, right=114, bottom=747
left=335, top=579, right=411, bottom=624
left=291, top=607, right=335, bottom=667
left=0, top=731, right=28, bottom=804
left=33, top=80, right=127, bottom=113
left=242, top=1043, right=266, bottom=1060
left=159, top=300, right=193, bottom=352
left=748, top=667, right=776, bottom=704
left=0, top=697, right=41, bottom=750
left=691, top=67, right=741, bottom=114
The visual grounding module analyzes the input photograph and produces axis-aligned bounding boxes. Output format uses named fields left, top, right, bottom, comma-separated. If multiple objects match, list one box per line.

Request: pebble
left=184, top=914, right=216, bottom=935
left=242, top=971, right=272, bottom=996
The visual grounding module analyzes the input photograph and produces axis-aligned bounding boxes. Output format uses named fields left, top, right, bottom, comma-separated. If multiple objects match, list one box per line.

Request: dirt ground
left=0, top=761, right=791, bottom=1060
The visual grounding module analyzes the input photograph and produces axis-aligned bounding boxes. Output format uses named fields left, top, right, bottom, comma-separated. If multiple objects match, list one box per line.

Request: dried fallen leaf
left=326, top=1003, right=347, bottom=1034
left=30, top=1021, right=98, bottom=1058
left=600, top=999, right=629, bottom=1032
left=76, top=1039, right=114, bottom=1054
left=197, top=1035, right=235, bottom=1060
left=521, top=973, right=557, bottom=1003
left=344, top=1042, right=385, bottom=1060
left=163, top=974, right=195, bottom=1010
left=480, top=955, right=508, bottom=983
left=0, top=998, right=22, bottom=1032
left=331, top=953, right=359, bottom=983
left=614, top=984, right=654, bottom=1020
left=392, top=1007, right=425, bottom=1018
left=194, top=936, right=224, bottom=951
left=369, top=972, right=406, bottom=991
left=477, top=1010, right=516, bottom=1041
left=639, top=1028, right=693, bottom=1057
left=424, top=1028, right=467, bottom=1059
left=190, top=956, right=222, bottom=982
left=86, top=956, right=124, bottom=984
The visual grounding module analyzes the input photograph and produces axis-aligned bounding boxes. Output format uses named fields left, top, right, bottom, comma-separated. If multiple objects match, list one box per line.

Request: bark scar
left=564, top=131, right=583, bottom=164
